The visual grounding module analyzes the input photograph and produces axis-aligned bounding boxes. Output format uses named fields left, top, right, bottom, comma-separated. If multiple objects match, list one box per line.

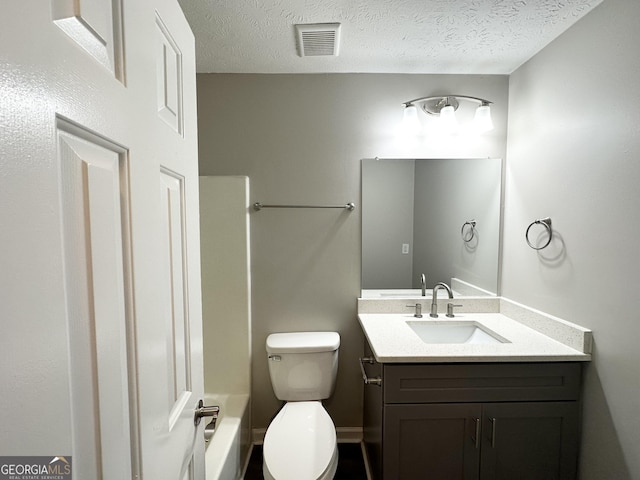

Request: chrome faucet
left=420, top=273, right=426, bottom=297
left=430, top=282, right=453, bottom=318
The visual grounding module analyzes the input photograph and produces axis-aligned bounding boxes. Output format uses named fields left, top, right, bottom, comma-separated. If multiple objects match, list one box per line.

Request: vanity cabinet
left=362, top=342, right=582, bottom=480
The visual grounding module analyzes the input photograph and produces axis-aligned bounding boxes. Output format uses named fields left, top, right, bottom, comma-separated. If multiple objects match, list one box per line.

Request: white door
left=0, top=1, right=205, bottom=479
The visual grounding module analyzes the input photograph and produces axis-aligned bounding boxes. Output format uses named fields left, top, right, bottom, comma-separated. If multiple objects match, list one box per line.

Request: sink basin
left=406, top=321, right=507, bottom=345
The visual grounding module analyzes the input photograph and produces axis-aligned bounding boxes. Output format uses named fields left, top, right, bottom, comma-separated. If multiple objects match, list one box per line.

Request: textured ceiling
left=179, top=0, right=602, bottom=74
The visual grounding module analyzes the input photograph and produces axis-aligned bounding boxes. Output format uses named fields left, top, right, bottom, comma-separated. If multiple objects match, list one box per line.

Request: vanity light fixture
left=402, top=95, right=494, bottom=134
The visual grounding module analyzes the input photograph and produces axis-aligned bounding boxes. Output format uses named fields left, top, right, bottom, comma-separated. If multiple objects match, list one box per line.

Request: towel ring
left=526, top=217, right=553, bottom=250
left=461, top=220, right=476, bottom=243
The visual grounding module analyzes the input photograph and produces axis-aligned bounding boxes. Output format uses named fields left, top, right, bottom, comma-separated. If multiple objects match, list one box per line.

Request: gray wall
left=361, top=159, right=415, bottom=289
left=504, top=0, right=640, bottom=477
left=196, top=74, right=509, bottom=429
left=413, top=158, right=501, bottom=292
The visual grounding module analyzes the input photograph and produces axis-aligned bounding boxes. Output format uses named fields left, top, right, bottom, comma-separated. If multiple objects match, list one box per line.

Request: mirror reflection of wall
left=361, top=158, right=502, bottom=296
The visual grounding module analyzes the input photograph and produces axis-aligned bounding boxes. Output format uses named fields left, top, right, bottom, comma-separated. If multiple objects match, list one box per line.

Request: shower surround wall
left=196, top=74, right=509, bottom=432
left=199, top=176, right=252, bottom=476
left=199, top=176, right=251, bottom=396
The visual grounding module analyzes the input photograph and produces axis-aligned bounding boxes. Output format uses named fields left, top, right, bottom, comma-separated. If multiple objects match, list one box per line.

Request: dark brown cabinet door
left=384, top=403, right=482, bottom=480
left=480, top=402, right=579, bottom=480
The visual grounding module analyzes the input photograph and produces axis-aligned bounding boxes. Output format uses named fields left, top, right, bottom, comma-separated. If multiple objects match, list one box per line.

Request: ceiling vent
left=295, top=23, right=341, bottom=57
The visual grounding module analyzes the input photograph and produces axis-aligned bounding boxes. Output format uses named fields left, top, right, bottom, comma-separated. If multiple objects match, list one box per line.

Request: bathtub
left=204, top=393, right=251, bottom=480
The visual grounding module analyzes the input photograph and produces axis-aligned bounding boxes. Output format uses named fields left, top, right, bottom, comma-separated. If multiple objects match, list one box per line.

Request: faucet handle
left=446, top=303, right=463, bottom=318
left=406, top=303, right=423, bottom=318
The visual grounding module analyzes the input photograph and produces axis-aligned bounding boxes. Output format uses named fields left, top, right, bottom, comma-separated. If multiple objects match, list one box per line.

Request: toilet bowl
left=262, top=331, right=340, bottom=480
left=263, top=401, right=338, bottom=480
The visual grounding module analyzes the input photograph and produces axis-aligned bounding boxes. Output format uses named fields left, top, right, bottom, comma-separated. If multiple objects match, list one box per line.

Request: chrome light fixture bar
left=402, top=95, right=494, bottom=134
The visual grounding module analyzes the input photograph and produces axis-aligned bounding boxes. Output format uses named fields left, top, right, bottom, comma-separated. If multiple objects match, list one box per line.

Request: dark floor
left=244, top=442, right=368, bottom=479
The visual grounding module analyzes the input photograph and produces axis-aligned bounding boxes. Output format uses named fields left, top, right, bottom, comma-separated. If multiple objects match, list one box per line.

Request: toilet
left=263, top=331, right=340, bottom=480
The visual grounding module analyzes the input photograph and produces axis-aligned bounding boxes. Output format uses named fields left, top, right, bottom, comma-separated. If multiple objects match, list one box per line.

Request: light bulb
left=439, top=105, right=458, bottom=133
left=402, top=104, right=422, bottom=135
left=473, top=104, right=493, bottom=132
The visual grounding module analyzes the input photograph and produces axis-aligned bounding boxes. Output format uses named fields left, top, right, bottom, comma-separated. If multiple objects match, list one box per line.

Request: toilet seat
left=263, top=401, right=338, bottom=480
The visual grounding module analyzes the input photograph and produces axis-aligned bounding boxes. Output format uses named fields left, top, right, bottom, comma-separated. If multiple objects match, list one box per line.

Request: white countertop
left=358, top=312, right=592, bottom=363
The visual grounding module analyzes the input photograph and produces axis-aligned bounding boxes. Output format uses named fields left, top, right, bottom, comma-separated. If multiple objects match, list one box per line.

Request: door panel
left=58, top=120, right=137, bottom=479
left=160, top=169, right=193, bottom=428
left=52, top=0, right=124, bottom=78
left=156, top=12, right=184, bottom=135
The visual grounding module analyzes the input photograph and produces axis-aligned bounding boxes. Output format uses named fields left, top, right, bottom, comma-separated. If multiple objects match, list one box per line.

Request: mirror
left=361, top=158, right=502, bottom=298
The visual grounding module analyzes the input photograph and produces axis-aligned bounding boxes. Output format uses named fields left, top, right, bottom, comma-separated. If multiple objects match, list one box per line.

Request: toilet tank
left=266, top=332, right=340, bottom=401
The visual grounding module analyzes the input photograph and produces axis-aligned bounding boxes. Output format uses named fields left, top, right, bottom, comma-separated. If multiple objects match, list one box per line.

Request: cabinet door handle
left=472, top=418, right=481, bottom=449
left=489, top=417, right=497, bottom=448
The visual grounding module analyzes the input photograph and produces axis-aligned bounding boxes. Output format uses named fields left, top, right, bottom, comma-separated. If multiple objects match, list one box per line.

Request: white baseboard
left=336, top=427, right=363, bottom=443
left=251, top=428, right=266, bottom=445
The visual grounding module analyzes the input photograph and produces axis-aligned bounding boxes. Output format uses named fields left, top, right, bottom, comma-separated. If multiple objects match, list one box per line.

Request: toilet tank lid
left=266, top=332, right=340, bottom=354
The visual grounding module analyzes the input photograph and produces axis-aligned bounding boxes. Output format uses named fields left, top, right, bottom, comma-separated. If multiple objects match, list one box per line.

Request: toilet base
left=262, top=401, right=338, bottom=480
left=263, top=445, right=338, bottom=480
